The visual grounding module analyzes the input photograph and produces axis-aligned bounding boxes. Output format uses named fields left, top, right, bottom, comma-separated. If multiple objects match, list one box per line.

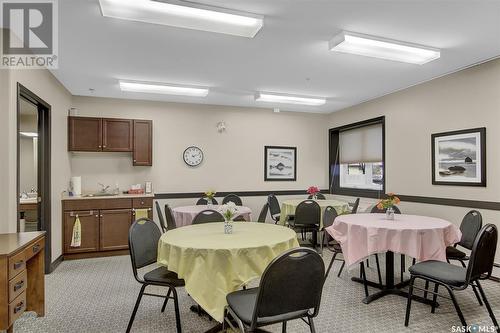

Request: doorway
left=17, top=83, right=52, bottom=273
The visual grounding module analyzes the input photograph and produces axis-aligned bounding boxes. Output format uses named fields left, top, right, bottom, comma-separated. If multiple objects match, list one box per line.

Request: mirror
left=19, top=97, right=39, bottom=232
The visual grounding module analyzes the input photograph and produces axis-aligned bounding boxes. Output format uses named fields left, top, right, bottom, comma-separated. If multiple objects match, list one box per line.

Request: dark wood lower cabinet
left=63, top=211, right=99, bottom=254
left=62, top=197, right=152, bottom=259
left=99, top=209, right=132, bottom=251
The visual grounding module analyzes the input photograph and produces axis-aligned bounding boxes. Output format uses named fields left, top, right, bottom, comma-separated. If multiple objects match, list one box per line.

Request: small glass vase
left=386, top=207, right=395, bottom=220
left=224, top=219, right=233, bottom=234
left=206, top=197, right=213, bottom=208
left=312, top=194, right=318, bottom=200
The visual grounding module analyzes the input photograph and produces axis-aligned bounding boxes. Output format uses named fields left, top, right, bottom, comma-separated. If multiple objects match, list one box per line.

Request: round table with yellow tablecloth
left=278, top=199, right=350, bottom=228
left=157, top=222, right=299, bottom=322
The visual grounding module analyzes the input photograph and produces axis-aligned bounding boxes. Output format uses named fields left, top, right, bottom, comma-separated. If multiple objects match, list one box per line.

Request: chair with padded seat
left=196, top=197, right=219, bottom=205
left=288, top=200, right=321, bottom=250
left=405, top=224, right=498, bottom=330
left=155, top=201, right=168, bottom=233
left=257, top=203, right=268, bottom=223
left=192, top=209, right=224, bottom=224
left=127, top=218, right=184, bottom=333
left=164, top=204, right=177, bottom=231
left=349, top=198, right=360, bottom=214
left=446, top=210, right=483, bottom=305
left=222, top=194, right=243, bottom=206
left=223, top=247, right=325, bottom=333
left=267, top=194, right=294, bottom=224
left=307, top=193, right=326, bottom=200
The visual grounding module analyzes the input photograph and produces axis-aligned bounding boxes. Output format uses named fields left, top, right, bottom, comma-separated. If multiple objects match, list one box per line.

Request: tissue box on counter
left=127, top=184, right=144, bottom=194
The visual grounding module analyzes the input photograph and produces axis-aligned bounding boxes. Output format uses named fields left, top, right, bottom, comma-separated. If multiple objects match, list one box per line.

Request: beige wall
left=328, top=58, right=500, bottom=263
left=2, top=69, right=72, bottom=261
left=70, top=97, right=330, bottom=224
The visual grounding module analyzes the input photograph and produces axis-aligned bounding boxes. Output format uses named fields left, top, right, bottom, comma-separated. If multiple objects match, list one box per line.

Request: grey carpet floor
left=13, top=252, right=499, bottom=333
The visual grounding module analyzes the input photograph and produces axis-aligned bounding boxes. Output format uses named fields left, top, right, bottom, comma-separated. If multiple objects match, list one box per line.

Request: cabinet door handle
left=103, top=145, right=106, bottom=148
left=32, top=244, right=40, bottom=253
left=14, top=261, right=24, bottom=270
left=14, top=301, right=24, bottom=313
left=14, top=280, right=24, bottom=291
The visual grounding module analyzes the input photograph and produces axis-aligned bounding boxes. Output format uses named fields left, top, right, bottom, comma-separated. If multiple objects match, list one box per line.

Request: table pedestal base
left=352, top=251, right=439, bottom=307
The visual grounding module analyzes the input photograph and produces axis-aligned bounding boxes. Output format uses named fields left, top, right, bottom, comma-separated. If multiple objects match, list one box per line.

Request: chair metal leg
left=412, top=258, right=416, bottom=265
left=320, top=231, right=324, bottom=255
left=366, top=258, right=370, bottom=268
left=161, top=287, right=172, bottom=312
left=126, top=284, right=146, bottom=333
left=423, top=281, right=430, bottom=299
left=431, top=283, right=439, bottom=314
left=446, top=286, right=467, bottom=327
left=325, top=251, right=338, bottom=279
left=171, top=287, right=182, bottom=333
left=404, top=277, right=416, bottom=326
left=400, top=254, right=405, bottom=283
left=337, top=261, right=345, bottom=277
left=360, top=262, right=369, bottom=298
left=282, top=321, right=287, bottom=333
left=471, top=284, right=484, bottom=306
left=309, top=317, right=316, bottom=333
left=375, top=254, right=382, bottom=285
left=475, top=281, right=499, bottom=329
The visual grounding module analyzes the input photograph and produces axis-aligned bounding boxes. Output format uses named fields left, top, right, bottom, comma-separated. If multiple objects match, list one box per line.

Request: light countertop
left=62, top=192, right=155, bottom=200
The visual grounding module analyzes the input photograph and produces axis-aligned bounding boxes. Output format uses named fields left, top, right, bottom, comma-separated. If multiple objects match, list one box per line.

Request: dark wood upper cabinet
left=68, top=116, right=152, bottom=166
left=68, top=117, right=102, bottom=151
left=102, top=118, right=133, bottom=152
left=133, top=120, right=153, bottom=166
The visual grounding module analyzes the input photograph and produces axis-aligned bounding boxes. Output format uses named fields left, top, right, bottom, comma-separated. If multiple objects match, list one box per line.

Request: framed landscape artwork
left=264, top=146, right=297, bottom=181
left=431, top=127, right=486, bottom=186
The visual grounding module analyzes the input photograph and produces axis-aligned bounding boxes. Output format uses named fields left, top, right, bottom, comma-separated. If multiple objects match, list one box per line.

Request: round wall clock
left=183, top=146, right=204, bottom=167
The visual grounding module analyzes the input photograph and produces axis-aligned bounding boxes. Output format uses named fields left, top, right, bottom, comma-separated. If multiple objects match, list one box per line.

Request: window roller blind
left=339, top=123, right=382, bottom=164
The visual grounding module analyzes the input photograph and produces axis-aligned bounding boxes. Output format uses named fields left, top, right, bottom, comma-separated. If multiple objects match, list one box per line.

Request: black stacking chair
left=267, top=194, right=282, bottom=224
left=446, top=210, right=483, bottom=305
left=127, top=218, right=184, bottom=333
left=288, top=200, right=321, bottom=250
left=307, top=193, right=326, bottom=200
left=234, top=215, right=247, bottom=222
left=350, top=198, right=360, bottom=214
left=164, top=204, right=177, bottom=231
left=257, top=203, right=268, bottom=223
left=370, top=204, right=401, bottom=214
left=192, top=209, right=224, bottom=224
left=155, top=201, right=168, bottom=233
left=322, top=206, right=344, bottom=278
left=222, top=194, right=243, bottom=206
left=405, top=224, right=498, bottom=330
left=196, top=197, right=218, bottom=205
left=223, top=248, right=325, bottom=333
left=447, top=210, right=483, bottom=266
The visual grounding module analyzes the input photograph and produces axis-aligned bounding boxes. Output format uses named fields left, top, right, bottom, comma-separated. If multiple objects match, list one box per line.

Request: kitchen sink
left=83, top=192, right=118, bottom=197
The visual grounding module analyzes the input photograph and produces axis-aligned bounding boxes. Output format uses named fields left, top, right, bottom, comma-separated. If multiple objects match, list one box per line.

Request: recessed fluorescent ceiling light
left=99, top=0, right=263, bottom=38
left=20, top=132, right=38, bottom=137
left=329, top=31, right=440, bottom=65
left=255, top=93, right=326, bottom=106
left=119, top=81, right=209, bottom=97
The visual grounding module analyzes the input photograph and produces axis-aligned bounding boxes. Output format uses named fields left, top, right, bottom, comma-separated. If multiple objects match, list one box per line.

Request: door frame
left=17, top=83, right=52, bottom=274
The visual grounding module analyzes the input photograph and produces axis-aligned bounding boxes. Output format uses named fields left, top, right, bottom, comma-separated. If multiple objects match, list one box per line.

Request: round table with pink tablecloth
left=326, top=213, right=461, bottom=304
left=172, top=205, right=252, bottom=227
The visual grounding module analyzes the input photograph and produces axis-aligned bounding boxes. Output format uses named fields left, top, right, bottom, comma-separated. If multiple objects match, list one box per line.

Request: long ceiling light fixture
left=255, top=92, right=326, bottom=106
left=119, top=80, right=209, bottom=97
left=99, top=0, right=264, bottom=38
left=329, top=31, right=440, bottom=65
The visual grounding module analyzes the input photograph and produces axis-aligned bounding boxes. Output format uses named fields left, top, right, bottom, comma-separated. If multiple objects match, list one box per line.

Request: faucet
left=98, top=183, right=110, bottom=193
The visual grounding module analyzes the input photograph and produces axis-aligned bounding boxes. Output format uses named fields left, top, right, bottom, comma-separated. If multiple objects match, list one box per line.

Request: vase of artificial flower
left=307, top=186, right=320, bottom=200
left=376, top=193, right=401, bottom=220
left=204, top=190, right=216, bottom=207
left=219, top=201, right=238, bottom=234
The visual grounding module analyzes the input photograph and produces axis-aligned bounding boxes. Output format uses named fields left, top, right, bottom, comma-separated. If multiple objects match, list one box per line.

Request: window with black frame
left=329, top=116, right=385, bottom=198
